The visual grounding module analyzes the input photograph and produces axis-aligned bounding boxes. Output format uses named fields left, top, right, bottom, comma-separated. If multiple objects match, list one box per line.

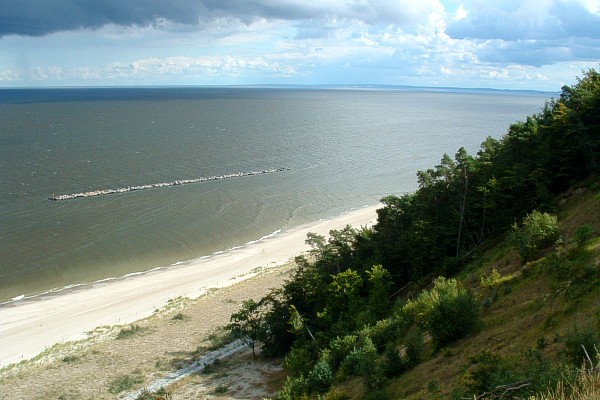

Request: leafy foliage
left=403, top=277, right=479, bottom=348
left=562, top=324, right=600, bottom=367
left=513, top=210, right=560, bottom=261
left=226, top=68, right=600, bottom=398
left=307, top=358, right=334, bottom=394
left=226, top=299, right=264, bottom=357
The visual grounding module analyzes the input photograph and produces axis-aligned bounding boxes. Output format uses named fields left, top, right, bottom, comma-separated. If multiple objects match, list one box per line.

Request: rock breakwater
left=48, top=167, right=290, bottom=201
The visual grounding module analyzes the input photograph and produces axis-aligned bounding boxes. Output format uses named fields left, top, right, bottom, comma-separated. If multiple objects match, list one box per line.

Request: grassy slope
left=390, top=187, right=600, bottom=399
left=335, top=187, right=600, bottom=399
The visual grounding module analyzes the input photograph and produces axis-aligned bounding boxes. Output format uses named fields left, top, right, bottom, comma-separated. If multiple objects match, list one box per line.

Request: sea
left=0, top=87, right=552, bottom=303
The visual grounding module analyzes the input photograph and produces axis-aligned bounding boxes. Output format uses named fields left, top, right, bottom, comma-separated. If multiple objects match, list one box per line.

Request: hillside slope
left=381, top=186, right=600, bottom=399
left=236, top=69, right=599, bottom=400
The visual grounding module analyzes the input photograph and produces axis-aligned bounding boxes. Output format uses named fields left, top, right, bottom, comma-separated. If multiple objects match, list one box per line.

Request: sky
left=0, top=0, right=599, bottom=90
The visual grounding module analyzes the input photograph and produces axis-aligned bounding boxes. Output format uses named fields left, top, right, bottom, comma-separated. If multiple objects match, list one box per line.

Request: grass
left=213, top=383, right=229, bottom=394
left=135, top=387, right=173, bottom=400
left=108, top=370, right=144, bottom=394
left=61, top=355, right=79, bottom=363
left=205, top=328, right=236, bottom=350
left=372, top=188, right=600, bottom=399
left=171, top=312, right=185, bottom=321
left=536, top=369, right=600, bottom=400
left=201, top=359, right=221, bottom=375
left=152, top=296, right=194, bottom=317
left=116, top=324, right=144, bottom=339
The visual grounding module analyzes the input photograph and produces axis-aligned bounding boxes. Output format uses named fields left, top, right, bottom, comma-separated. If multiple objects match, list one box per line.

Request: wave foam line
left=48, top=167, right=290, bottom=201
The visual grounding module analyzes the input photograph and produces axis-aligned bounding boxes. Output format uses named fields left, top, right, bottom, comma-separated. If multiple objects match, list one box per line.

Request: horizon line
left=0, top=83, right=558, bottom=94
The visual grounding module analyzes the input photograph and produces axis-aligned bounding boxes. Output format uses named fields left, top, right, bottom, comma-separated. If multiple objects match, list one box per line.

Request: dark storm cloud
left=0, top=0, right=429, bottom=37
left=0, top=0, right=203, bottom=37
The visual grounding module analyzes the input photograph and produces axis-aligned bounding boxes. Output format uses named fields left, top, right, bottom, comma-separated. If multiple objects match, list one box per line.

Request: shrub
left=575, top=225, right=593, bottom=248
left=284, top=345, right=317, bottom=376
left=480, top=268, right=501, bottom=289
left=562, top=324, right=600, bottom=367
left=361, top=318, right=401, bottom=353
left=364, top=390, right=391, bottom=400
left=383, top=344, right=405, bottom=378
left=340, top=336, right=385, bottom=389
left=404, top=277, right=479, bottom=348
left=521, top=348, right=565, bottom=394
left=275, top=375, right=309, bottom=400
left=340, top=337, right=378, bottom=378
left=213, top=384, right=228, bottom=394
left=329, top=335, right=358, bottom=370
left=324, top=389, right=351, bottom=400
left=171, top=312, right=185, bottom=321
left=457, top=350, right=519, bottom=395
left=116, top=324, right=143, bottom=339
left=404, top=328, right=425, bottom=367
left=513, top=211, right=560, bottom=261
left=307, top=359, right=334, bottom=394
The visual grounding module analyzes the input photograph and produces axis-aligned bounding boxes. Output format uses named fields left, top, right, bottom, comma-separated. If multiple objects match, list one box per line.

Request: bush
left=284, top=345, right=317, bottom=376
left=275, top=375, right=309, bottom=400
left=404, top=328, right=425, bottom=367
left=513, top=211, right=560, bottom=261
left=340, top=337, right=378, bottom=378
left=340, top=336, right=384, bottom=389
left=329, top=335, right=358, bottom=370
left=364, top=390, right=391, bottom=400
left=307, top=359, right=334, bottom=394
left=457, top=350, right=519, bottom=395
left=116, top=324, right=143, bottom=339
left=361, top=318, right=407, bottom=353
left=383, top=344, right=405, bottom=378
left=562, top=324, right=600, bottom=367
left=575, top=225, right=593, bottom=248
left=404, top=277, right=479, bottom=348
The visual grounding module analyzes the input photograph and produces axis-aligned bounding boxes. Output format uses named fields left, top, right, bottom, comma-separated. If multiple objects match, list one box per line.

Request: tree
left=321, top=269, right=363, bottom=334
left=366, top=264, right=393, bottom=323
left=226, top=299, right=264, bottom=357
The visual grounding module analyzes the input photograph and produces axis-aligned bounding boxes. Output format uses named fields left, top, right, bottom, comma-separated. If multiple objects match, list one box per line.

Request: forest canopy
left=227, top=68, right=600, bottom=398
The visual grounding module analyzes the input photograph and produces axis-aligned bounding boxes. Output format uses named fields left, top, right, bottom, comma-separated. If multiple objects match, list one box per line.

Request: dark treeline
left=226, top=69, right=600, bottom=397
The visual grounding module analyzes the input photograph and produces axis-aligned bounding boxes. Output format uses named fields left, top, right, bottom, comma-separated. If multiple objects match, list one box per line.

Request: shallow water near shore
left=0, top=87, right=550, bottom=302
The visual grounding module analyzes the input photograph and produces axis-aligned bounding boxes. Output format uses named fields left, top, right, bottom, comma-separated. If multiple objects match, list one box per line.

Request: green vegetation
left=108, top=370, right=144, bottom=394
left=403, top=277, right=479, bottom=349
left=512, top=210, right=561, bottom=261
left=116, top=324, right=144, bottom=339
left=171, top=312, right=185, bottom=321
left=227, top=68, right=600, bottom=398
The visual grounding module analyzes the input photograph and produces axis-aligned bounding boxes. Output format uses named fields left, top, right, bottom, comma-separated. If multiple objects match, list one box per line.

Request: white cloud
left=0, top=69, right=21, bottom=81
left=0, top=0, right=597, bottom=89
left=102, top=55, right=299, bottom=82
left=454, top=4, right=469, bottom=21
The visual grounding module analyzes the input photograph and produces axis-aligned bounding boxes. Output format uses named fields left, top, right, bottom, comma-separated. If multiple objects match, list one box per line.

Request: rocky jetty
left=48, top=167, right=290, bottom=201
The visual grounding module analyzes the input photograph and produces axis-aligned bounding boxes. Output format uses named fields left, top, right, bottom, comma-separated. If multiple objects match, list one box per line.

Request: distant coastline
left=0, top=84, right=556, bottom=104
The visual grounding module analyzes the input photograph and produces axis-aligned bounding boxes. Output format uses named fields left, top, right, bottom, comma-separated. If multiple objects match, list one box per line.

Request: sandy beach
left=0, top=205, right=379, bottom=368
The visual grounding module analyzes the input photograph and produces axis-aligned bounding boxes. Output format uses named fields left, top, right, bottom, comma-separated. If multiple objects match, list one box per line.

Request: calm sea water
left=0, top=87, right=550, bottom=302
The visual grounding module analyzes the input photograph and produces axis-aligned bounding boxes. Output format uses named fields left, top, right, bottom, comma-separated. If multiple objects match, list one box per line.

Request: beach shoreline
left=0, top=204, right=379, bottom=368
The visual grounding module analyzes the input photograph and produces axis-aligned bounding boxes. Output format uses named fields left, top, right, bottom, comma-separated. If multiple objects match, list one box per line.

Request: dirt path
left=0, top=265, right=292, bottom=400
